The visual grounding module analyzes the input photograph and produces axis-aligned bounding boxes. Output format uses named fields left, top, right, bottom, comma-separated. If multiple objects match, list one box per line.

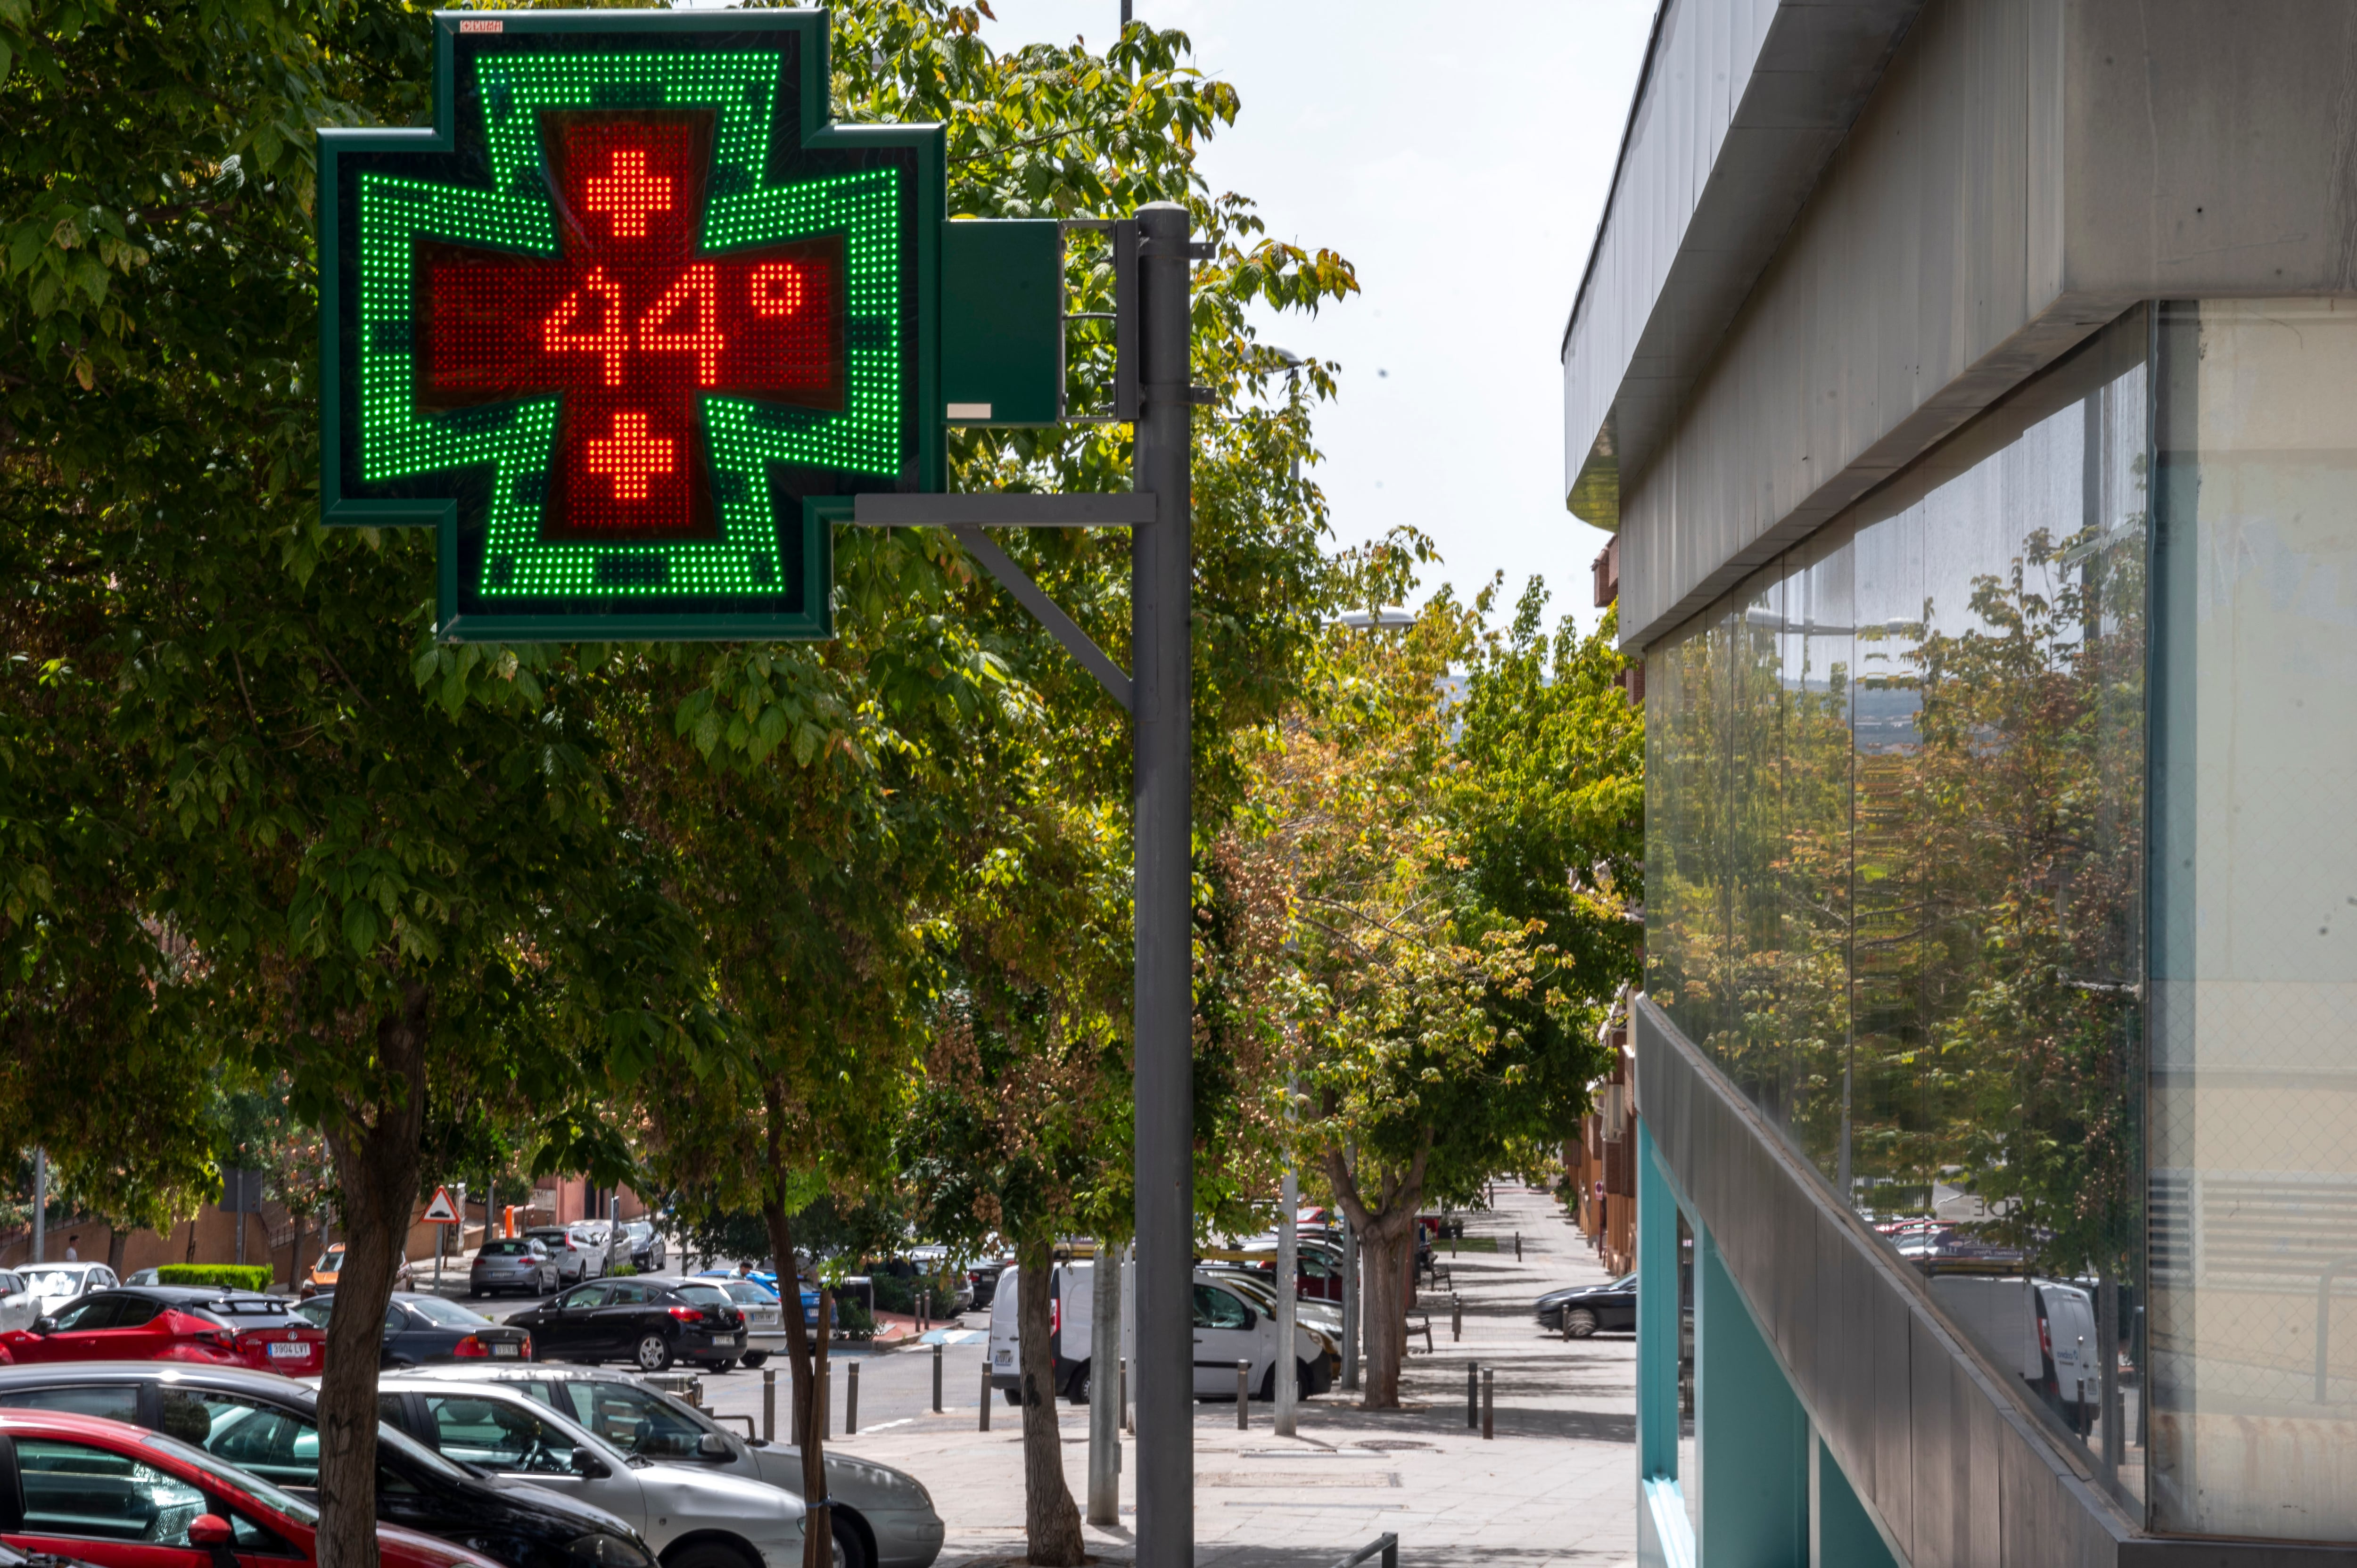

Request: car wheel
left=1563, top=1307, right=1599, bottom=1339
left=635, top=1332, right=674, bottom=1372
left=468, top=1286, right=481, bottom=1299
left=824, top=1512, right=873, bottom=1568
left=1003, top=1387, right=1022, bottom=1406
left=1067, top=1363, right=1090, bottom=1405
left=663, top=1543, right=760, bottom=1568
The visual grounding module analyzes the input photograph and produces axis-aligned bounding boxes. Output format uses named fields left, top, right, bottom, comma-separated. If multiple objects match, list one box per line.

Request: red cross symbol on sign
left=417, top=110, right=846, bottom=539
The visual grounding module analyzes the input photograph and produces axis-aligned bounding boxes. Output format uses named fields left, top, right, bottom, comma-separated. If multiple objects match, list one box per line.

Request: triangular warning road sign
left=422, top=1186, right=460, bottom=1224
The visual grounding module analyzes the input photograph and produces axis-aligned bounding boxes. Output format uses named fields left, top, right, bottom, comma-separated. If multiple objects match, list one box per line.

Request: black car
left=1537, top=1272, right=1638, bottom=1337
left=613, top=1220, right=667, bottom=1273
left=965, top=1260, right=1011, bottom=1312
left=295, top=1291, right=535, bottom=1368
left=514, top=1277, right=747, bottom=1372
left=0, top=1363, right=654, bottom=1568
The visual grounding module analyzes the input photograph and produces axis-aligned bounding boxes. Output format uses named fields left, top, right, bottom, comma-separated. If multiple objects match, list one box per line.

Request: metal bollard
left=1236, top=1361, right=1251, bottom=1428
left=1515, top=1231, right=1522, bottom=1262
left=979, top=1363, right=992, bottom=1431
left=1119, top=1357, right=1130, bottom=1433
left=1451, top=1294, right=1462, bottom=1342
left=1466, top=1363, right=1479, bottom=1429
left=919, top=1288, right=930, bottom=1332
left=1482, top=1367, right=1495, bottom=1440
left=932, top=1341, right=944, bottom=1412
left=1381, top=1537, right=1399, bottom=1568
left=762, top=1367, right=776, bottom=1442
left=845, top=1362, right=859, bottom=1436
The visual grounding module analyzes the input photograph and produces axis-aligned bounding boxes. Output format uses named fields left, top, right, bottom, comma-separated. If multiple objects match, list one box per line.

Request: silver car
left=0, top=1270, right=38, bottom=1333
left=472, top=1236, right=560, bottom=1297
left=379, top=1373, right=805, bottom=1568
left=16, top=1261, right=119, bottom=1318
left=526, top=1224, right=610, bottom=1286
left=404, top=1363, right=942, bottom=1568
left=672, top=1279, right=783, bottom=1335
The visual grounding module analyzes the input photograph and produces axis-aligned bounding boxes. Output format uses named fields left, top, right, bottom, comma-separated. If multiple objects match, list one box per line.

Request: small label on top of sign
left=947, top=402, right=991, bottom=420
left=459, top=18, right=503, bottom=32
left=423, top=1186, right=461, bottom=1223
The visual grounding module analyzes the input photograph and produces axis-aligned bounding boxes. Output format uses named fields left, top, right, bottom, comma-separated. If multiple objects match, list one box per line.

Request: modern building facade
left=1565, top=4, right=2357, bottom=1563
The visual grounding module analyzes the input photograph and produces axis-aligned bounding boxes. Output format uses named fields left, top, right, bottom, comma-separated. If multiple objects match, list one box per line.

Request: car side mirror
left=31, top=1316, right=56, bottom=1335
left=697, top=1432, right=730, bottom=1458
left=189, top=1515, right=235, bottom=1547
left=569, top=1449, right=611, bottom=1479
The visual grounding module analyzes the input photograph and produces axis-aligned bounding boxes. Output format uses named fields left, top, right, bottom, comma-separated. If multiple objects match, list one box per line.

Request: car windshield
left=199, top=1297, right=291, bottom=1319
left=293, top=1300, right=333, bottom=1328
left=406, top=1299, right=490, bottom=1328
left=1613, top=1274, right=1637, bottom=1291
left=480, top=1240, right=536, bottom=1257
left=313, top=1248, right=344, bottom=1270
left=674, top=1283, right=731, bottom=1306
left=722, top=1282, right=775, bottom=1304
left=140, top=1429, right=320, bottom=1524
left=20, top=1269, right=88, bottom=1293
left=527, top=1231, right=568, bottom=1245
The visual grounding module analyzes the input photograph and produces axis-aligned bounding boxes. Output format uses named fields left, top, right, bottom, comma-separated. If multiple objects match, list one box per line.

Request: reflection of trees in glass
left=1647, top=514, right=2144, bottom=1290
left=1908, top=525, right=2145, bottom=1282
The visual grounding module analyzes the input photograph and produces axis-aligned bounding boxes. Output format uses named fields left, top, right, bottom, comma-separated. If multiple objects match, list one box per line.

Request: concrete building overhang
left=1559, top=0, right=1924, bottom=534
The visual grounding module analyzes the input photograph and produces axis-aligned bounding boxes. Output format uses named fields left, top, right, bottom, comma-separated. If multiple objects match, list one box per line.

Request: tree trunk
left=106, top=1229, right=128, bottom=1274
left=758, top=1197, right=833, bottom=1568
left=313, top=981, right=431, bottom=1568
left=289, top=1212, right=309, bottom=1294
left=1015, top=1233, right=1083, bottom=1566
left=1321, top=1133, right=1432, bottom=1410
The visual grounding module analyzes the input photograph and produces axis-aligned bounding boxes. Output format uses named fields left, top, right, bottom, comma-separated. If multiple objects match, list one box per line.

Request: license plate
left=491, top=1341, right=521, bottom=1358
left=268, top=1341, right=310, bottom=1360
left=995, top=1349, right=1012, bottom=1365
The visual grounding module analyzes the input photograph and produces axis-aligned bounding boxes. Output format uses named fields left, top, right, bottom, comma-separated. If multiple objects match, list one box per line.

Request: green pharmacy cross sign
left=321, top=9, right=960, bottom=641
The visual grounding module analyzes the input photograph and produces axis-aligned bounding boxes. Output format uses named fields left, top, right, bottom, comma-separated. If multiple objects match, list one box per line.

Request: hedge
left=155, top=1264, right=275, bottom=1292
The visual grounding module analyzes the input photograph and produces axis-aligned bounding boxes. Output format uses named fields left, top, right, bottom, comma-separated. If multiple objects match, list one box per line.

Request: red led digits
left=541, top=266, right=631, bottom=387
left=415, top=110, right=847, bottom=541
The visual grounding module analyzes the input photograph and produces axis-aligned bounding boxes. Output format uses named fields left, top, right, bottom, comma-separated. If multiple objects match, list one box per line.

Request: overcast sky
left=975, top=0, right=1657, bottom=636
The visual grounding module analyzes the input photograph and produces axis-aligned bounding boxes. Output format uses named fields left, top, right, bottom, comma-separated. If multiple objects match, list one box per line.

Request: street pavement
left=685, top=1184, right=1636, bottom=1568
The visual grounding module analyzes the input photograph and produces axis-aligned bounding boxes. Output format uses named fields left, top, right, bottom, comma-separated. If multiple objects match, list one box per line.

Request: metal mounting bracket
left=946, top=526, right=1131, bottom=711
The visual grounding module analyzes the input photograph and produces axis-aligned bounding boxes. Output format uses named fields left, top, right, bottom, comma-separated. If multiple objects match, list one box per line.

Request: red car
left=0, top=1289, right=324, bottom=1377
left=0, top=1409, right=503, bottom=1568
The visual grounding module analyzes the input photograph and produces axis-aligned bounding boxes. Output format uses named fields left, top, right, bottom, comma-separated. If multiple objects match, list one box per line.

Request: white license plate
left=491, top=1341, right=521, bottom=1357
left=268, top=1341, right=310, bottom=1360
left=995, top=1349, right=1012, bottom=1365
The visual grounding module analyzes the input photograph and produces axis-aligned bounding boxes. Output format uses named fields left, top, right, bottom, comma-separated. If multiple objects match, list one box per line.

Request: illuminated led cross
left=418, top=112, right=845, bottom=539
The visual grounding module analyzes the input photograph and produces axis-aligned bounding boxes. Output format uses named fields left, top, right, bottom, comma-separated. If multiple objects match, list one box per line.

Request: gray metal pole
left=1341, top=1214, right=1359, bottom=1392
left=1131, top=198, right=1194, bottom=1568
left=1274, top=1170, right=1299, bottom=1436
left=1087, top=1244, right=1122, bottom=1523
left=32, top=1148, right=46, bottom=1265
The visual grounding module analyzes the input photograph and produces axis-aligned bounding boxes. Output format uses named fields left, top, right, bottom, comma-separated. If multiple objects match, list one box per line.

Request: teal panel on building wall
left=940, top=218, right=1062, bottom=425
left=1815, top=1438, right=1900, bottom=1568
left=1639, top=1125, right=1683, bottom=1483
left=1697, top=1231, right=1808, bottom=1568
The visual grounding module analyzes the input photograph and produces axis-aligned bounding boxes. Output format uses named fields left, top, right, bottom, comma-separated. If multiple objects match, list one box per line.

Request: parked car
left=0, top=1287, right=324, bottom=1375
left=613, top=1221, right=668, bottom=1274
left=409, top=1364, right=944, bottom=1568
left=988, top=1262, right=1330, bottom=1405
left=472, top=1238, right=560, bottom=1298
left=698, top=1271, right=831, bottom=1331
left=301, top=1243, right=417, bottom=1298
left=510, top=1279, right=747, bottom=1373
left=291, top=1292, right=532, bottom=1368
left=669, top=1279, right=778, bottom=1362
left=964, top=1261, right=1011, bottom=1313
left=16, top=1264, right=120, bottom=1318
left=377, top=1374, right=807, bottom=1568
left=1537, top=1272, right=1637, bottom=1337
left=121, top=1270, right=162, bottom=1288
left=0, top=1271, right=41, bottom=1334
left=0, top=1407, right=508, bottom=1568
left=0, top=1363, right=657, bottom=1568
left=525, top=1227, right=610, bottom=1288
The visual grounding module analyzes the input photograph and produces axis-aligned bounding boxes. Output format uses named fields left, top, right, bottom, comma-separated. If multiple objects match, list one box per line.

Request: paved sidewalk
left=720, top=1184, right=1634, bottom=1568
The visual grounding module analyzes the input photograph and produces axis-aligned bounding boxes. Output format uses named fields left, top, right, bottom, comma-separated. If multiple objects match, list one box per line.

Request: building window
left=1645, top=307, right=2151, bottom=1508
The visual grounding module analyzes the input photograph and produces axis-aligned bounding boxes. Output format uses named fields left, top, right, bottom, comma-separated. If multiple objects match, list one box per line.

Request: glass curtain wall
left=2148, top=300, right=2357, bottom=1540
left=1646, top=308, right=2151, bottom=1504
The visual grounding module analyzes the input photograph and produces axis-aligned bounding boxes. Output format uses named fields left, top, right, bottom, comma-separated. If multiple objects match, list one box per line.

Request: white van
left=1928, top=1273, right=2101, bottom=1425
left=989, top=1261, right=1331, bottom=1404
